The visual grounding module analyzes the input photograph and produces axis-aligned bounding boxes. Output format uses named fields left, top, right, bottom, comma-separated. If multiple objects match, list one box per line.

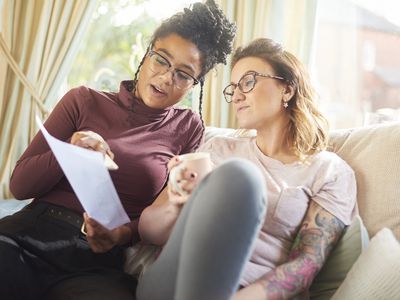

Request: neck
left=255, top=119, right=296, bottom=163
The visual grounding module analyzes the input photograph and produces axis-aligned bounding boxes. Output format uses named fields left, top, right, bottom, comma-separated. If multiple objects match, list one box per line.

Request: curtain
left=0, top=0, right=98, bottom=199
left=202, top=0, right=318, bottom=128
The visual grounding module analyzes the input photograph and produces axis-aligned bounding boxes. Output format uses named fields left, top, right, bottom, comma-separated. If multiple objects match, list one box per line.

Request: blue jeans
left=137, top=159, right=267, bottom=300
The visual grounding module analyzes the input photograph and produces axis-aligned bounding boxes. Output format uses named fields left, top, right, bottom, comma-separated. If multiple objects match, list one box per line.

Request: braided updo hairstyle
left=133, top=0, right=236, bottom=118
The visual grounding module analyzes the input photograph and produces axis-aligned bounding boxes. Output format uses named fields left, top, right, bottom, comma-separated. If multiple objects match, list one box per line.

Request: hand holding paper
left=70, top=131, right=119, bottom=170
left=35, top=116, right=129, bottom=230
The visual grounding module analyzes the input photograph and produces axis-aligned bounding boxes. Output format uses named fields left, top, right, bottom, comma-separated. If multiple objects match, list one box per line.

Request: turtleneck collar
left=118, top=80, right=171, bottom=123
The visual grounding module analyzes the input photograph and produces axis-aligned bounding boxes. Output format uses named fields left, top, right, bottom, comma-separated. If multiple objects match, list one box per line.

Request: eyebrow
left=156, top=47, right=197, bottom=75
left=230, top=70, right=257, bottom=84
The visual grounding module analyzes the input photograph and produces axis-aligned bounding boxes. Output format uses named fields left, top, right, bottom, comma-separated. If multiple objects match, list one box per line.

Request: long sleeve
left=9, top=88, right=84, bottom=199
left=181, top=112, right=204, bottom=154
left=10, top=81, right=205, bottom=224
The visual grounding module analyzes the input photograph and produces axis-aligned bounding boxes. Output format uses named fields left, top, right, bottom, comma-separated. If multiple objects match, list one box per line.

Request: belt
left=42, top=204, right=86, bottom=234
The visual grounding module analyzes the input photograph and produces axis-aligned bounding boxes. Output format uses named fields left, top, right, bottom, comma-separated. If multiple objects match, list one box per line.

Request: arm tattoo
left=258, top=202, right=345, bottom=300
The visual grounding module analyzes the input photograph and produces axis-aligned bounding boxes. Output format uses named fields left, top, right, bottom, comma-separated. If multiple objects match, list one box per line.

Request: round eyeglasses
left=148, top=50, right=199, bottom=90
left=223, top=71, right=287, bottom=103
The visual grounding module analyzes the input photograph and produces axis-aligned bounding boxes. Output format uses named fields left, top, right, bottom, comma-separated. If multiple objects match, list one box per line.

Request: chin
left=237, top=119, right=251, bottom=129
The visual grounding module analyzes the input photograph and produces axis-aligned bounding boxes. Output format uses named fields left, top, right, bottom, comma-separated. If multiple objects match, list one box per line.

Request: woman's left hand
left=83, top=213, right=130, bottom=253
left=167, top=156, right=198, bottom=205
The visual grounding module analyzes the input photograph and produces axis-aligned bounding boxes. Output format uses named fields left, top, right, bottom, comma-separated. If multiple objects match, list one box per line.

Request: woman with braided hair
left=1, top=1, right=236, bottom=299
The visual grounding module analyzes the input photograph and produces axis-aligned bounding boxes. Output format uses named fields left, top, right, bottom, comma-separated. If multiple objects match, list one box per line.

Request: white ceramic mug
left=169, top=152, right=212, bottom=196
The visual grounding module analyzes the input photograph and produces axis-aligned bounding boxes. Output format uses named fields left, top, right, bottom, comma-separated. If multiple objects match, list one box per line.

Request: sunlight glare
left=112, top=0, right=197, bottom=27
left=352, top=0, right=400, bottom=26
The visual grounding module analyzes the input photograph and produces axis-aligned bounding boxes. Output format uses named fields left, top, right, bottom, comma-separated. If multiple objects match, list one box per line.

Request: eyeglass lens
left=149, top=51, right=195, bottom=89
left=224, top=73, right=256, bottom=102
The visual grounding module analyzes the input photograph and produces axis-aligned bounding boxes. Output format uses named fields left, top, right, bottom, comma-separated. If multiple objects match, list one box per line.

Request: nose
left=158, top=68, right=174, bottom=86
left=231, top=87, right=245, bottom=103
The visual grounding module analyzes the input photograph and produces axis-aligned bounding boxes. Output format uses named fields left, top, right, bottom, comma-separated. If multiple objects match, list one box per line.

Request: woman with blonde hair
left=137, top=38, right=357, bottom=300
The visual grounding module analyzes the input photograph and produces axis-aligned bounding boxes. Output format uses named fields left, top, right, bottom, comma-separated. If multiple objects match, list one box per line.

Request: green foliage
left=68, top=0, right=157, bottom=91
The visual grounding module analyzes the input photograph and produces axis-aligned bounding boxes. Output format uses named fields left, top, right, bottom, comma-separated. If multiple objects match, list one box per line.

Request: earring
left=283, top=100, right=289, bottom=108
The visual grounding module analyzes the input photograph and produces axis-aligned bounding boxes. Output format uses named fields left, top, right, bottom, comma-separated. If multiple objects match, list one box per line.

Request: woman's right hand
left=70, top=131, right=114, bottom=159
left=167, top=156, right=198, bottom=206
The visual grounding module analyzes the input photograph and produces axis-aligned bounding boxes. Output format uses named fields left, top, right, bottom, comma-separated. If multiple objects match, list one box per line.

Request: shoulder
left=199, top=135, right=252, bottom=155
left=165, top=108, right=204, bottom=152
left=64, top=85, right=97, bottom=100
left=58, top=86, right=118, bottom=111
left=198, top=136, right=253, bottom=166
left=311, top=151, right=354, bottom=175
left=171, top=106, right=201, bottom=121
left=63, top=85, right=117, bottom=102
left=58, top=86, right=93, bottom=106
left=308, top=150, right=356, bottom=195
left=169, top=107, right=203, bottom=130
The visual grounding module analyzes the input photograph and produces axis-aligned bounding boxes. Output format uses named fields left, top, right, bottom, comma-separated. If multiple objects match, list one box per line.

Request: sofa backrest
left=205, top=122, right=400, bottom=240
left=328, top=122, right=400, bottom=240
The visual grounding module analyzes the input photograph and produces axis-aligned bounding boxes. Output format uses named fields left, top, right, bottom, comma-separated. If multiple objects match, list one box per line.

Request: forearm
left=233, top=255, right=320, bottom=300
left=118, top=219, right=140, bottom=245
left=257, top=255, right=320, bottom=299
left=254, top=202, right=345, bottom=300
left=111, top=224, right=133, bottom=247
left=139, top=201, right=182, bottom=245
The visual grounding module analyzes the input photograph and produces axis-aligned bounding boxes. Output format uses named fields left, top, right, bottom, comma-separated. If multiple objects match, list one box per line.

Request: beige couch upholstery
left=328, top=123, right=400, bottom=240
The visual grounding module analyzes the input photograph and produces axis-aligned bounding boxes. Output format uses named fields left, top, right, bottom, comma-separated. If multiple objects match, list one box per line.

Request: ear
left=282, top=84, right=295, bottom=102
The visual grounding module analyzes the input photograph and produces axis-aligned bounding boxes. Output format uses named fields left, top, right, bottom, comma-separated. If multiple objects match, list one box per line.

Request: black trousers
left=0, top=202, right=137, bottom=300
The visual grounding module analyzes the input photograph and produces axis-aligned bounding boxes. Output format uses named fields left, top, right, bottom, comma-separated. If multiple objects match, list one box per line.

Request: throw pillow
left=331, top=227, right=400, bottom=299
left=309, top=215, right=369, bottom=300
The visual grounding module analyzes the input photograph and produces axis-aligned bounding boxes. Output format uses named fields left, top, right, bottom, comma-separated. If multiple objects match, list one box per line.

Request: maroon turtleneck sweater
left=9, top=81, right=204, bottom=238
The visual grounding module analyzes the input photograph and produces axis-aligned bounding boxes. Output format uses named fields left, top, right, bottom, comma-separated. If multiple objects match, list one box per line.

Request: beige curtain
left=202, top=0, right=318, bottom=128
left=0, top=0, right=97, bottom=199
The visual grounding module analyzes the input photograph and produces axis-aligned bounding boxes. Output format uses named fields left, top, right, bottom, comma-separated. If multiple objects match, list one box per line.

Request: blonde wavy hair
left=231, top=38, right=329, bottom=159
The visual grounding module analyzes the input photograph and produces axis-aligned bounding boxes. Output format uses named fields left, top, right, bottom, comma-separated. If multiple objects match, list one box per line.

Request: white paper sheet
left=35, top=116, right=130, bottom=230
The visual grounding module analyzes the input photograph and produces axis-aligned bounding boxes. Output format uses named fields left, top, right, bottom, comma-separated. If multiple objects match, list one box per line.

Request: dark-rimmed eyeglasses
left=223, top=71, right=287, bottom=103
left=147, top=50, right=199, bottom=90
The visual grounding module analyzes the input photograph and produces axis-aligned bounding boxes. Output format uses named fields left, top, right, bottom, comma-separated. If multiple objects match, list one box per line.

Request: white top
left=198, top=136, right=357, bottom=286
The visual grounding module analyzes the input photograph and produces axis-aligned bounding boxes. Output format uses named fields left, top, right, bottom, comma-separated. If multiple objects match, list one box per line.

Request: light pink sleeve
left=312, top=157, right=357, bottom=225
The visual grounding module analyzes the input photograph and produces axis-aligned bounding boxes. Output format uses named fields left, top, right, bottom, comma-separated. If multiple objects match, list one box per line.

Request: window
left=313, top=0, right=400, bottom=128
left=61, top=0, right=197, bottom=107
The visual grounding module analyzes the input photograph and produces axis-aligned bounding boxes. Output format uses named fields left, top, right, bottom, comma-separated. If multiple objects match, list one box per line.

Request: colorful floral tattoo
left=257, top=201, right=345, bottom=299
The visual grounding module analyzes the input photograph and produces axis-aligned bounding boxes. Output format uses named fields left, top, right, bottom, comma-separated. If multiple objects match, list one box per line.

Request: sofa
left=1, top=122, right=400, bottom=299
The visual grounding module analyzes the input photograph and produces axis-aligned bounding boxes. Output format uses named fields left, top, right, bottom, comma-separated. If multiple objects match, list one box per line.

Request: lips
left=150, top=84, right=167, bottom=97
left=237, top=105, right=250, bottom=113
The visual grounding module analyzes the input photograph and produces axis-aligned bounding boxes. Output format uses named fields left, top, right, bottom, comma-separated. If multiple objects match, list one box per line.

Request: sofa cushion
left=309, top=215, right=369, bottom=299
left=328, top=122, right=400, bottom=239
left=331, top=227, right=400, bottom=299
left=0, top=199, right=31, bottom=219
